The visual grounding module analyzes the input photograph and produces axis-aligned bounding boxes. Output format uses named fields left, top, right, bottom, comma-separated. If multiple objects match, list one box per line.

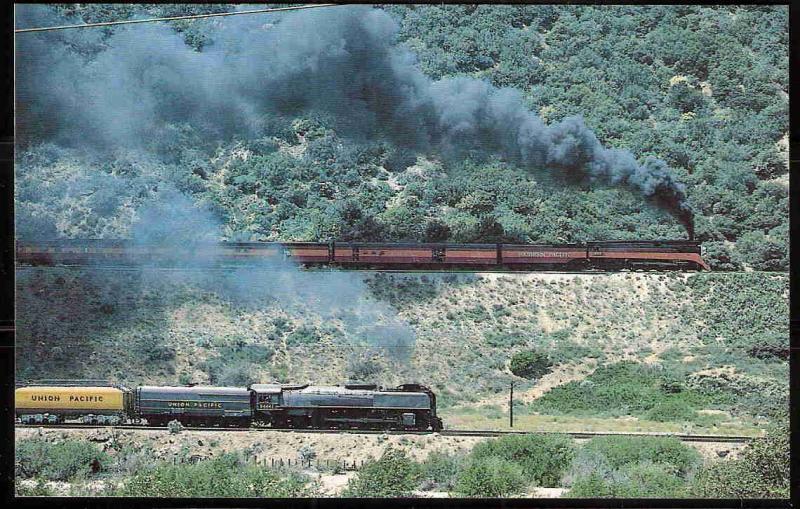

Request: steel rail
left=13, top=265, right=788, bottom=275
left=14, top=424, right=755, bottom=443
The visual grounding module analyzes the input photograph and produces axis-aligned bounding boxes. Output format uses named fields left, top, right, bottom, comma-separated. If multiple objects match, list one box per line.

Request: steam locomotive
left=16, top=239, right=710, bottom=270
left=15, top=380, right=444, bottom=431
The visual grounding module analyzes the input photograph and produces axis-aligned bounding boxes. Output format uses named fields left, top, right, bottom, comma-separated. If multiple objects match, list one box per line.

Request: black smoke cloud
left=15, top=3, right=693, bottom=234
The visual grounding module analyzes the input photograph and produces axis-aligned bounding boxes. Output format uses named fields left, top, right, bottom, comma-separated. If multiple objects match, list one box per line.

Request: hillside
left=17, top=268, right=788, bottom=434
left=14, top=4, right=789, bottom=270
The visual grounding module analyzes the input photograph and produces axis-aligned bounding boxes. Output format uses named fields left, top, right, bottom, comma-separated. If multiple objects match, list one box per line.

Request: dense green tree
left=509, top=350, right=552, bottom=380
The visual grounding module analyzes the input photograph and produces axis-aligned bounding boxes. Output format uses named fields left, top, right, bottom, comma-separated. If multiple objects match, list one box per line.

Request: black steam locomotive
left=16, top=381, right=444, bottom=432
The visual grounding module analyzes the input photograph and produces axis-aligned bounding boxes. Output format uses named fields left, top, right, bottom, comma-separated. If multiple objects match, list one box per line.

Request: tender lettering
left=29, top=394, right=105, bottom=403
left=31, top=394, right=61, bottom=402
left=167, top=401, right=223, bottom=409
left=69, top=395, right=104, bottom=402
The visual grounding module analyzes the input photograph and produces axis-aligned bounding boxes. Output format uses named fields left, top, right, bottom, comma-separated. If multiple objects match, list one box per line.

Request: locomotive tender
left=15, top=381, right=444, bottom=431
left=16, top=239, right=710, bottom=270
left=15, top=380, right=130, bottom=425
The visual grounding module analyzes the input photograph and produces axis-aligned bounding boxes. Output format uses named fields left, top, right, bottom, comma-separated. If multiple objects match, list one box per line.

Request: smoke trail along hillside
left=122, top=183, right=419, bottom=363
left=15, top=4, right=693, bottom=233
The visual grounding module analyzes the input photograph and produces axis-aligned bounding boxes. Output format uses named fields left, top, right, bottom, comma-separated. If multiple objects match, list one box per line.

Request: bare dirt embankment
left=15, top=427, right=745, bottom=464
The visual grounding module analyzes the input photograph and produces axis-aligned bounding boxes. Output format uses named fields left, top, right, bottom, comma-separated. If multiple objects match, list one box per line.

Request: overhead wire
left=14, top=3, right=341, bottom=33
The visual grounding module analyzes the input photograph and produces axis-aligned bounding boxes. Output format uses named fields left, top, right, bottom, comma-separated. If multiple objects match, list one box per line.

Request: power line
left=15, top=4, right=341, bottom=34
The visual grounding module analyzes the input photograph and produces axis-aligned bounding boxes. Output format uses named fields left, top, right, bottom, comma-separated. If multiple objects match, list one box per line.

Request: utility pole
left=509, top=381, right=514, bottom=428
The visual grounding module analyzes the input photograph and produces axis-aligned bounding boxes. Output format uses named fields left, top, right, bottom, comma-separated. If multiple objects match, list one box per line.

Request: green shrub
left=16, top=479, right=56, bottom=496
left=484, top=329, right=526, bottom=347
left=690, top=421, right=789, bottom=498
left=469, top=434, right=576, bottom=487
left=111, top=453, right=314, bottom=497
left=463, top=305, right=491, bottom=323
left=346, top=355, right=384, bottom=381
left=564, top=436, right=699, bottom=498
left=746, top=333, right=789, bottom=361
left=548, top=341, right=603, bottom=364
left=114, top=443, right=157, bottom=476
left=530, top=361, right=711, bottom=422
left=16, top=438, right=111, bottom=482
left=644, top=398, right=697, bottom=422
left=168, top=420, right=184, bottom=434
left=564, top=471, right=616, bottom=497
left=343, top=448, right=419, bottom=497
left=567, top=462, right=686, bottom=498
left=216, top=360, right=257, bottom=387
left=509, top=350, right=552, bottom=380
left=202, top=354, right=259, bottom=386
left=579, top=436, right=701, bottom=478
left=286, top=325, right=321, bottom=346
left=686, top=369, right=788, bottom=418
left=417, top=451, right=464, bottom=491
left=454, top=456, right=527, bottom=497
left=137, top=336, right=176, bottom=363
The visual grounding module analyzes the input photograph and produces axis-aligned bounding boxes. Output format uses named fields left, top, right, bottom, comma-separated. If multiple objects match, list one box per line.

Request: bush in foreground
left=454, top=456, right=527, bottom=497
left=567, top=461, right=687, bottom=498
left=343, top=448, right=419, bottom=497
left=468, top=434, right=576, bottom=487
left=417, top=451, right=464, bottom=491
left=578, top=436, right=701, bottom=477
left=108, top=453, right=315, bottom=497
left=16, top=479, right=56, bottom=496
left=563, top=436, right=700, bottom=498
left=16, top=438, right=110, bottom=482
left=690, top=421, right=789, bottom=498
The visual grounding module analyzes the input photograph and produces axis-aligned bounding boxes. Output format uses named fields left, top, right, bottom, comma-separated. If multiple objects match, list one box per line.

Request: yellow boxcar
left=16, top=386, right=125, bottom=414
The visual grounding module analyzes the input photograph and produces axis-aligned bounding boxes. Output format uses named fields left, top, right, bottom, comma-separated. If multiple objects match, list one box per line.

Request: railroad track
left=13, top=265, right=700, bottom=276
left=14, top=265, right=786, bottom=275
left=14, top=424, right=755, bottom=443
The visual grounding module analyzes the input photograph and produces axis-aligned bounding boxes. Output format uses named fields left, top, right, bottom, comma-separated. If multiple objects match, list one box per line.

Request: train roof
left=138, top=385, right=249, bottom=395
left=17, top=239, right=700, bottom=248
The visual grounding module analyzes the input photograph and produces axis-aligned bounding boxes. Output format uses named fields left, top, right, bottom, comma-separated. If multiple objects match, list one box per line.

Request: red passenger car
left=442, top=244, right=497, bottom=265
left=283, top=243, right=330, bottom=263
left=332, top=243, right=434, bottom=266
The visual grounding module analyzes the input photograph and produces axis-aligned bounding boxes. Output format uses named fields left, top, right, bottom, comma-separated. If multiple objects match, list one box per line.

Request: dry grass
left=440, top=410, right=763, bottom=437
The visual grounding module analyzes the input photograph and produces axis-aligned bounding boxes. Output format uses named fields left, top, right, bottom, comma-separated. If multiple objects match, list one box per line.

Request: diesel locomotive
left=16, top=239, right=710, bottom=270
left=15, top=381, right=444, bottom=432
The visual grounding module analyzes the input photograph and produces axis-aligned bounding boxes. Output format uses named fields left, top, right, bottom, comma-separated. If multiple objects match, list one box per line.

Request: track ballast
left=14, top=424, right=754, bottom=443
